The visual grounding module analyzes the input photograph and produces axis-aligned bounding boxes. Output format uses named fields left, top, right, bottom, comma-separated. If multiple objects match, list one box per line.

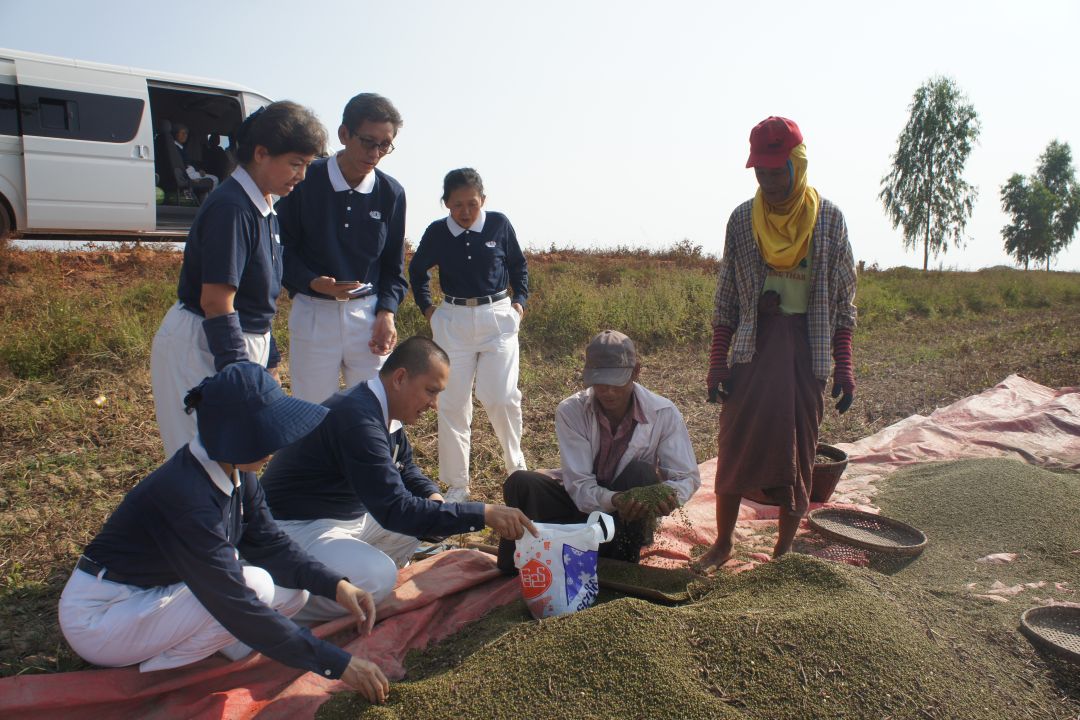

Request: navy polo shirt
left=175, top=169, right=281, bottom=333
left=277, top=156, right=408, bottom=315
left=261, top=378, right=487, bottom=537
left=82, top=437, right=350, bottom=678
left=408, top=210, right=528, bottom=313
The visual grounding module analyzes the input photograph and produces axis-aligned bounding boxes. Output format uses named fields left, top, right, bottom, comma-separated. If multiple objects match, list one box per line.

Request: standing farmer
left=698, top=116, right=857, bottom=570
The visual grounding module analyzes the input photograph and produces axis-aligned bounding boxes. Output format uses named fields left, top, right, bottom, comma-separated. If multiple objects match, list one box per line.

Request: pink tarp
left=641, top=373, right=1080, bottom=572
left=2, top=374, right=1076, bottom=718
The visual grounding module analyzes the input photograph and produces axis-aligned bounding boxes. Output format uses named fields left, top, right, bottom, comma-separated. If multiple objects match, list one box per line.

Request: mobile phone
left=334, top=280, right=360, bottom=285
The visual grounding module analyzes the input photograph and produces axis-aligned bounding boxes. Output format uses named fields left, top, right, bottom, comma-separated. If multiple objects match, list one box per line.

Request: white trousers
left=288, top=293, right=386, bottom=403
left=150, top=303, right=270, bottom=458
left=276, top=515, right=413, bottom=623
left=58, top=564, right=307, bottom=672
left=185, top=166, right=219, bottom=189
left=430, top=298, right=526, bottom=491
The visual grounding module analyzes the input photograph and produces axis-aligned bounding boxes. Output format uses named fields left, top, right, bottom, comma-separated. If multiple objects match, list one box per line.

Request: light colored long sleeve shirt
left=553, top=383, right=701, bottom=513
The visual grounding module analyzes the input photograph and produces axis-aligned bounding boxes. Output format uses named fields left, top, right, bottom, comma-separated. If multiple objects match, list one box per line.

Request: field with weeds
left=0, top=244, right=1078, bottom=678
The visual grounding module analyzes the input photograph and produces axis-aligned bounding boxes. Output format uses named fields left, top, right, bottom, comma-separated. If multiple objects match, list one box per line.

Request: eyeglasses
left=352, top=133, right=395, bottom=156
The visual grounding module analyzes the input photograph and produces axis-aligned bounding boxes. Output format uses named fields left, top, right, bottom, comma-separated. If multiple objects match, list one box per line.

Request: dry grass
left=1, top=247, right=1078, bottom=677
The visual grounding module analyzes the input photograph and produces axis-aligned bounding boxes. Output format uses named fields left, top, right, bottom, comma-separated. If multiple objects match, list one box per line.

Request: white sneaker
left=443, top=487, right=470, bottom=503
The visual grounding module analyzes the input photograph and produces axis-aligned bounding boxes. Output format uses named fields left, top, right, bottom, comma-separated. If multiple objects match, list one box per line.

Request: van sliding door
left=15, top=57, right=154, bottom=232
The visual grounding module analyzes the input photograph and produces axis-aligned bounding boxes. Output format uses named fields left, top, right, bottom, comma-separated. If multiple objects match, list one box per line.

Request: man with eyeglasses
left=277, top=93, right=408, bottom=402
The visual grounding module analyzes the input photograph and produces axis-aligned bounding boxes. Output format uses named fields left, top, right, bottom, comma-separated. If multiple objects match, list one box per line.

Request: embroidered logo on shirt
left=369, top=210, right=382, bottom=220
left=485, top=240, right=497, bottom=248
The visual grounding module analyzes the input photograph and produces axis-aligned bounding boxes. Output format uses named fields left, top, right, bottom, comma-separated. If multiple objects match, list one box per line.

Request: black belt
left=443, top=289, right=510, bottom=307
left=76, top=555, right=144, bottom=587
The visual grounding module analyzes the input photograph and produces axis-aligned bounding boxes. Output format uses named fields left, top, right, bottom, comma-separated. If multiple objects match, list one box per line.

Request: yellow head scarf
left=751, top=143, right=820, bottom=272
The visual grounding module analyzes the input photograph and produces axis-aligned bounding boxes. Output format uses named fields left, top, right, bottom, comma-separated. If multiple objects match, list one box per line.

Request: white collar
left=189, top=434, right=238, bottom=497
left=174, top=140, right=184, bottom=149
left=368, top=376, right=403, bottom=434
left=231, top=166, right=274, bottom=217
left=446, top=210, right=486, bottom=237
left=329, top=154, right=376, bottom=194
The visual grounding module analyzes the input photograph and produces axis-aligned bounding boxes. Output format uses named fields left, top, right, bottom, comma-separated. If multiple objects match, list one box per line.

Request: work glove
left=831, top=327, right=855, bottom=414
left=202, top=312, right=248, bottom=372
left=706, top=324, right=734, bottom=403
left=266, top=333, right=280, bottom=370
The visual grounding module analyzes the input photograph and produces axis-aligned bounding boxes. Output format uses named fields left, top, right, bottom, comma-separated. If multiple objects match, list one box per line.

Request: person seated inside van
left=173, top=123, right=219, bottom=191
left=202, top=133, right=232, bottom=181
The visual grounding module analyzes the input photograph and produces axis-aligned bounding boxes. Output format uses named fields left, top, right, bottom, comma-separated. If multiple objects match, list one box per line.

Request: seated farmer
left=497, top=330, right=701, bottom=571
left=59, top=363, right=391, bottom=705
left=260, top=336, right=537, bottom=623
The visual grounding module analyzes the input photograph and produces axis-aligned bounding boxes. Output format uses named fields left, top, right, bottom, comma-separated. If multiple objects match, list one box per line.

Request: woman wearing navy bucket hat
left=59, top=363, right=392, bottom=704
left=697, top=117, right=858, bottom=570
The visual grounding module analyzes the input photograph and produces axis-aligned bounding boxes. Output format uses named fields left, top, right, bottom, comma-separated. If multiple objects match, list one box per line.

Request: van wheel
left=0, top=202, right=12, bottom=277
left=0, top=202, right=12, bottom=242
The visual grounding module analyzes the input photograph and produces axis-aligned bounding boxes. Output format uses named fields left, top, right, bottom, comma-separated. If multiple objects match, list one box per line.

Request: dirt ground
left=1, top=248, right=1078, bottom=678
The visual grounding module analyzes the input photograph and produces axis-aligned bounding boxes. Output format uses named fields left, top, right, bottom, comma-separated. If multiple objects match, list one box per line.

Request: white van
left=0, top=47, right=271, bottom=240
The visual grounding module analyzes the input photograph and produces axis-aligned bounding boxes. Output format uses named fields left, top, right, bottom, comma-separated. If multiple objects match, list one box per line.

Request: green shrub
left=1, top=248, right=1077, bottom=379
left=0, top=298, right=96, bottom=379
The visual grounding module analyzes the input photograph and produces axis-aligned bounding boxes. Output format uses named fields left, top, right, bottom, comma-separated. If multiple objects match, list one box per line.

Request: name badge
left=369, top=210, right=382, bottom=220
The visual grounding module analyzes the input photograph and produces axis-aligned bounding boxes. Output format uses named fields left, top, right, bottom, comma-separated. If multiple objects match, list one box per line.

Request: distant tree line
left=879, top=76, right=1078, bottom=271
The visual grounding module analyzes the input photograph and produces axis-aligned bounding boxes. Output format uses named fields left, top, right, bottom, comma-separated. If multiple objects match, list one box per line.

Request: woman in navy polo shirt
left=151, top=101, right=328, bottom=457
left=409, top=168, right=528, bottom=502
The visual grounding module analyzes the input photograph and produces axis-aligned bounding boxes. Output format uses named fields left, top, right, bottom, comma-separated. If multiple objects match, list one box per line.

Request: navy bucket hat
left=184, top=362, right=328, bottom=464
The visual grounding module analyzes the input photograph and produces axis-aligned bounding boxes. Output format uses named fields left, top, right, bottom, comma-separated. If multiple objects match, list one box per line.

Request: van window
left=19, top=85, right=144, bottom=143
left=39, top=97, right=70, bottom=130
left=0, top=84, right=17, bottom=136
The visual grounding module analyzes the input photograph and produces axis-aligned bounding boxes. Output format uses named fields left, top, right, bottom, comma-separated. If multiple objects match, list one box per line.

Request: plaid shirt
left=712, top=197, right=857, bottom=381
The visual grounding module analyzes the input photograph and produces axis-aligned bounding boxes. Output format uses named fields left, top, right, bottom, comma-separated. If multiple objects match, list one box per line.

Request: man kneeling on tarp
left=59, top=363, right=391, bottom=704
left=497, top=330, right=701, bottom=572
left=259, top=336, right=537, bottom=623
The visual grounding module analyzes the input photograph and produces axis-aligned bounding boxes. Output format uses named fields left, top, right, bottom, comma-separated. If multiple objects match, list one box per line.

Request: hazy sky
left=3, top=0, right=1079, bottom=270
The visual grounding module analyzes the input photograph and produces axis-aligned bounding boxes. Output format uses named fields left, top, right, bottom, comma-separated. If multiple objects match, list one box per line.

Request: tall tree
left=1000, top=140, right=1080, bottom=271
left=879, top=76, right=981, bottom=270
left=1036, top=141, right=1080, bottom=270
left=1000, top=174, right=1055, bottom=270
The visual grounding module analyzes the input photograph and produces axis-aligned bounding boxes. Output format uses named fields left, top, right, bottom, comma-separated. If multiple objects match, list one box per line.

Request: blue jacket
left=83, top=442, right=351, bottom=678
left=262, top=380, right=487, bottom=536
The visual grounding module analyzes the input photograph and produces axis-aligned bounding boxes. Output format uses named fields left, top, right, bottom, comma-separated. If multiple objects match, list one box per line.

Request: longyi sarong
left=713, top=292, right=824, bottom=515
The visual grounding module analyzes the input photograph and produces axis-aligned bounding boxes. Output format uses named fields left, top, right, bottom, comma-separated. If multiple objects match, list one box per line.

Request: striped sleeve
left=712, top=214, right=741, bottom=328
left=831, top=216, right=858, bottom=330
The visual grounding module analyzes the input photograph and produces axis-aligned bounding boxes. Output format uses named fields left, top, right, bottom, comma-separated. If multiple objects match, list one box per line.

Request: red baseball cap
left=745, top=116, right=803, bottom=169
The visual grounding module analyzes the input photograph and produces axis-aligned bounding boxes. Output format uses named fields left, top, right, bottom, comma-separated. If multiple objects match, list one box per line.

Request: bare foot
left=772, top=542, right=793, bottom=559
left=692, top=541, right=733, bottom=574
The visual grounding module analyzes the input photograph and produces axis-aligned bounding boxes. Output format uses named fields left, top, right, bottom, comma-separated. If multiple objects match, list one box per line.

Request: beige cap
left=583, top=330, right=637, bottom=387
